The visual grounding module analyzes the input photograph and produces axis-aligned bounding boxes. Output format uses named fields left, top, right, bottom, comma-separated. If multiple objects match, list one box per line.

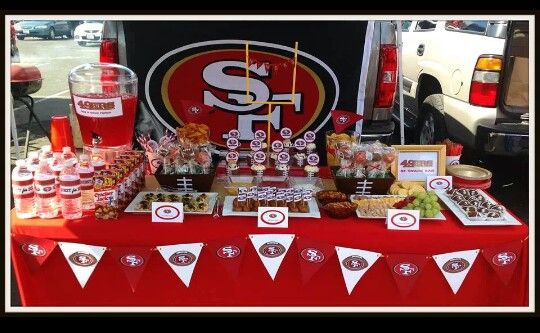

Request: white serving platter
left=350, top=195, right=446, bottom=221
left=435, top=189, right=521, bottom=226
left=222, top=196, right=321, bottom=218
left=125, top=191, right=218, bottom=215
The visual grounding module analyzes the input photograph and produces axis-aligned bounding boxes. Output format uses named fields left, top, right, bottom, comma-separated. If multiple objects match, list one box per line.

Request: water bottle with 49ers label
left=77, top=154, right=95, bottom=211
left=12, top=160, right=36, bottom=219
left=59, top=160, right=82, bottom=219
left=34, top=160, right=59, bottom=218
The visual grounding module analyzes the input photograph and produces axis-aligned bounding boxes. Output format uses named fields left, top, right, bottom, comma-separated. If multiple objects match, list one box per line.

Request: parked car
left=396, top=20, right=529, bottom=156
left=14, top=20, right=74, bottom=40
left=97, top=20, right=399, bottom=153
left=74, top=20, right=103, bottom=46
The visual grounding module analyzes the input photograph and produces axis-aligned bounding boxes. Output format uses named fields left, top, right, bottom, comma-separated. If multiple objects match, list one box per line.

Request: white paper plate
left=222, top=196, right=321, bottom=218
left=125, top=191, right=218, bottom=215
left=350, top=194, right=446, bottom=221
left=435, top=189, right=521, bottom=226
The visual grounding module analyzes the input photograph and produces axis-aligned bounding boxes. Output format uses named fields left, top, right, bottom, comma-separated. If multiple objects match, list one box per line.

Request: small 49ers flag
left=178, top=100, right=214, bottom=124
left=331, top=109, right=364, bottom=134
left=207, top=237, right=247, bottom=280
left=385, top=253, right=429, bottom=297
left=250, top=234, right=295, bottom=281
left=58, top=242, right=107, bottom=289
left=12, top=234, right=57, bottom=270
left=335, top=246, right=381, bottom=295
left=109, top=246, right=153, bottom=292
left=433, top=249, right=479, bottom=294
left=157, top=243, right=204, bottom=288
left=481, top=240, right=523, bottom=285
left=296, top=237, right=335, bottom=284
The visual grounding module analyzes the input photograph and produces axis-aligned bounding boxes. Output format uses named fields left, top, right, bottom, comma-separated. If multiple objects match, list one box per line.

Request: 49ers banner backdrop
left=129, top=21, right=369, bottom=162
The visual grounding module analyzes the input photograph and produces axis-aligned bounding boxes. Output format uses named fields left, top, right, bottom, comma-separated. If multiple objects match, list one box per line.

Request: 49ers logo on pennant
left=217, top=245, right=241, bottom=259
left=300, top=248, right=325, bottom=263
left=120, top=254, right=144, bottom=267
left=336, top=115, right=349, bottom=124
left=492, top=251, right=516, bottom=266
left=146, top=40, right=339, bottom=147
left=393, top=262, right=419, bottom=276
left=259, top=241, right=286, bottom=258
left=442, top=258, right=470, bottom=273
left=69, top=252, right=98, bottom=267
left=342, top=255, right=368, bottom=271
left=169, top=251, right=196, bottom=266
left=22, top=243, right=46, bottom=257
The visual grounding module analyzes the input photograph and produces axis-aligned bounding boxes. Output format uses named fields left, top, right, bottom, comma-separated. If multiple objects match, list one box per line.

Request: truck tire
left=416, top=94, right=447, bottom=145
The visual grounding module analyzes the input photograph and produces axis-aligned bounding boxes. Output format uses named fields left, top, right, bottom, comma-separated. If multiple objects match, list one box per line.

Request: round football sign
left=169, top=251, right=196, bottom=266
left=228, top=129, right=240, bottom=139
left=294, top=138, right=307, bottom=150
left=260, top=210, right=286, bottom=225
left=155, top=205, right=181, bottom=220
left=442, top=258, right=470, bottom=273
left=390, top=213, right=417, bottom=228
left=428, top=178, right=450, bottom=190
left=280, top=128, right=292, bottom=139
left=259, top=242, right=286, bottom=258
left=253, top=151, right=266, bottom=163
left=307, top=153, right=320, bottom=166
left=342, top=255, right=368, bottom=271
left=226, top=137, right=240, bottom=150
left=277, top=152, right=290, bottom=164
left=226, top=151, right=239, bottom=162
left=304, top=131, right=316, bottom=143
left=254, top=130, right=266, bottom=141
left=250, top=139, right=262, bottom=151
left=69, top=252, right=98, bottom=267
left=271, top=140, right=284, bottom=152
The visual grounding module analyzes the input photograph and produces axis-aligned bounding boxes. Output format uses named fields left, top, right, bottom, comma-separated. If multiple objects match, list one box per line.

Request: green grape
left=420, top=210, right=426, bottom=218
left=432, top=202, right=441, bottom=210
left=406, top=203, right=414, bottom=209
left=429, top=193, right=438, bottom=201
left=425, top=210, right=434, bottom=218
left=417, top=192, right=427, bottom=200
left=424, top=203, right=433, bottom=210
left=414, top=206, right=421, bottom=210
left=422, top=197, right=432, bottom=204
left=413, top=199, right=421, bottom=206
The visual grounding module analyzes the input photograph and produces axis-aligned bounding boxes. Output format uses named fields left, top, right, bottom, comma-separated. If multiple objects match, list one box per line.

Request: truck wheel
left=416, top=94, right=447, bottom=145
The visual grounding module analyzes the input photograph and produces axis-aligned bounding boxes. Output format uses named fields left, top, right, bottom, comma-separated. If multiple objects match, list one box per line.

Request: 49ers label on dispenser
left=13, top=179, right=35, bottom=199
left=73, top=95, right=123, bottom=118
left=34, top=178, right=56, bottom=198
left=59, top=177, right=81, bottom=199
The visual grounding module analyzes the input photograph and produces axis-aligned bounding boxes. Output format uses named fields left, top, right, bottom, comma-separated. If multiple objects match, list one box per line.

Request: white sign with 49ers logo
left=433, top=249, right=479, bottom=294
left=335, top=246, right=381, bottom=295
left=258, top=207, right=289, bottom=229
left=157, top=243, right=204, bottom=287
left=58, top=241, right=106, bottom=288
left=249, top=234, right=295, bottom=280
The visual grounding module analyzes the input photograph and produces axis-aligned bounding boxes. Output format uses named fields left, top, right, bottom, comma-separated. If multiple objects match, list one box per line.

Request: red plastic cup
left=50, top=115, right=75, bottom=153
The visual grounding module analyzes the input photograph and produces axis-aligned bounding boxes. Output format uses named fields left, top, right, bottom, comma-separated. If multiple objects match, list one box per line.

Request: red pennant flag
left=331, top=109, right=364, bottom=134
left=12, top=234, right=57, bottom=270
left=481, top=240, right=523, bottom=285
left=207, top=237, right=247, bottom=280
left=109, top=247, right=153, bottom=292
left=178, top=100, right=214, bottom=124
left=296, top=237, right=335, bottom=284
left=385, top=253, right=429, bottom=297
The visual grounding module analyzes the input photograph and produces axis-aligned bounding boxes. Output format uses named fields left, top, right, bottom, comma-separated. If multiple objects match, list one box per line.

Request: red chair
left=11, top=64, right=50, bottom=157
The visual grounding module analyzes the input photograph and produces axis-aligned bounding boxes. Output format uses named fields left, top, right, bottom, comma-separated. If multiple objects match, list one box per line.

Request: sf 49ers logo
left=259, top=242, right=286, bottom=258
left=21, top=243, right=46, bottom=257
left=217, top=245, right=241, bottom=259
left=69, top=252, right=98, bottom=267
left=169, top=251, right=196, bottom=266
left=300, top=248, right=325, bottom=263
left=147, top=40, right=339, bottom=147
left=342, top=255, right=368, bottom=271
left=442, top=258, right=470, bottom=273
left=492, top=251, right=516, bottom=266
left=393, top=262, right=419, bottom=276
left=188, top=105, right=201, bottom=114
left=336, top=115, right=349, bottom=124
left=120, top=254, right=144, bottom=267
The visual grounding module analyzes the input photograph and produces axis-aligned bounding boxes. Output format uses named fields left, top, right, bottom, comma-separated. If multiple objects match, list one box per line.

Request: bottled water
left=26, top=151, right=41, bottom=174
left=61, top=146, right=78, bottom=165
left=50, top=152, right=64, bottom=208
left=77, top=154, right=95, bottom=211
left=59, top=160, right=82, bottom=219
left=90, top=148, right=106, bottom=171
left=39, top=145, right=54, bottom=165
left=34, top=160, right=59, bottom=219
left=12, top=160, right=36, bottom=219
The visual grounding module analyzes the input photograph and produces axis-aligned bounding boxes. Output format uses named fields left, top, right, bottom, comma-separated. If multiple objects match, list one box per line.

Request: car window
left=415, top=20, right=437, bottom=31
left=445, top=20, right=487, bottom=33
left=401, top=20, right=412, bottom=32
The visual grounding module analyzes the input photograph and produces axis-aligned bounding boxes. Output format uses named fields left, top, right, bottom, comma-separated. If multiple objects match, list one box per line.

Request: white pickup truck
left=396, top=20, right=529, bottom=156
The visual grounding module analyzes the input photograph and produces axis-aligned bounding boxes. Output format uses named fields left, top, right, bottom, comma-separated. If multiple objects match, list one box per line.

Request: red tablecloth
left=11, top=201, right=528, bottom=306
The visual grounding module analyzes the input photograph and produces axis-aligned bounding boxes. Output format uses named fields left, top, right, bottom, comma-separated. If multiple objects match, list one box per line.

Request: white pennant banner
left=433, top=249, right=479, bottom=294
left=335, top=246, right=381, bottom=295
left=250, top=234, right=295, bottom=280
left=157, top=242, right=204, bottom=287
left=58, top=242, right=107, bottom=288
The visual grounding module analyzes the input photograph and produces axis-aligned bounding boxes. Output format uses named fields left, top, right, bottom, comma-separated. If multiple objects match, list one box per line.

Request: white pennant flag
left=250, top=234, right=295, bottom=280
left=433, top=249, right=479, bottom=294
left=157, top=243, right=204, bottom=287
left=58, top=242, right=106, bottom=288
left=336, top=246, right=381, bottom=295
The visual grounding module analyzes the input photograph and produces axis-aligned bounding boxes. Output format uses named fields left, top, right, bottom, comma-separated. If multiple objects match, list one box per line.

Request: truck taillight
left=469, top=55, right=502, bottom=107
left=99, top=38, right=118, bottom=63
left=374, top=44, right=398, bottom=108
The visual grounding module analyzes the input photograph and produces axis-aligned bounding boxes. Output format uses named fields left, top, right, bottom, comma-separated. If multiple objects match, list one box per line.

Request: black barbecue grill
left=11, top=63, right=50, bottom=157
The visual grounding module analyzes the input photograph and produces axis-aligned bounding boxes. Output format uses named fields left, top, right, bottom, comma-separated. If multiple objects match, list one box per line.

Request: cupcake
left=294, top=152, right=306, bottom=167
left=226, top=161, right=239, bottom=175
left=306, top=142, right=317, bottom=154
left=304, top=165, right=320, bottom=177
left=251, top=163, right=266, bottom=177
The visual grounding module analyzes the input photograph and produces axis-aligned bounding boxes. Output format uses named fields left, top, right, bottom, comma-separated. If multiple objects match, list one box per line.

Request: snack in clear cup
left=294, top=152, right=306, bottom=167
left=251, top=163, right=266, bottom=177
left=304, top=165, right=320, bottom=178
